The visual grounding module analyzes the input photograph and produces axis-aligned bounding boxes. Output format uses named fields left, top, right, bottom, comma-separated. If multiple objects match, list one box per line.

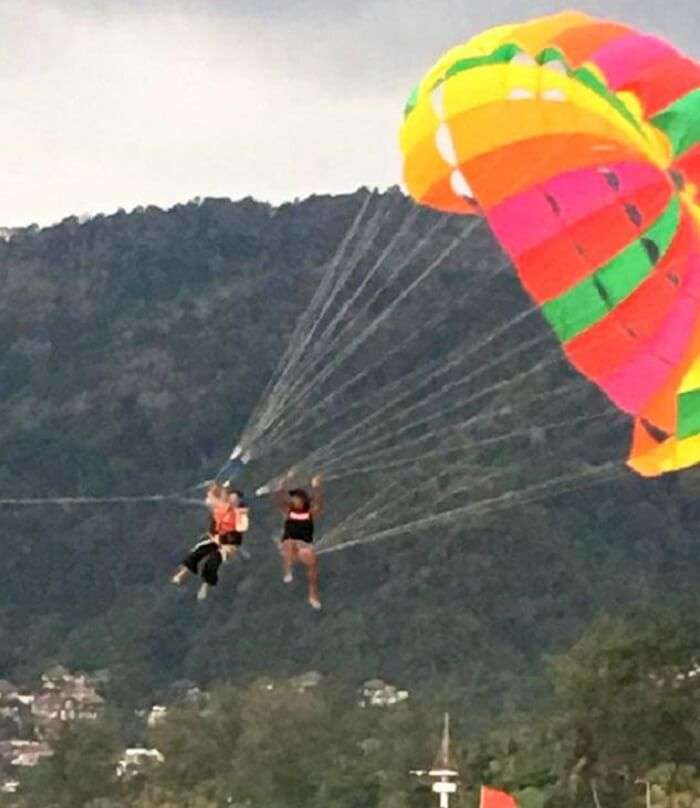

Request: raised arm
left=273, top=470, right=296, bottom=514
left=310, top=475, right=323, bottom=517
left=272, top=487, right=291, bottom=515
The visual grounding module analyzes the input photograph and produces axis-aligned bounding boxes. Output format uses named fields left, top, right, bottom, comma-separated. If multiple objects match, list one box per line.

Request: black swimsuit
left=283, top=509, right=314, bottom=543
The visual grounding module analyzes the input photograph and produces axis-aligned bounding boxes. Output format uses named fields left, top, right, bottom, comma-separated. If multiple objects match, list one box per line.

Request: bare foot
left=171, top=568, right=188, bottom=585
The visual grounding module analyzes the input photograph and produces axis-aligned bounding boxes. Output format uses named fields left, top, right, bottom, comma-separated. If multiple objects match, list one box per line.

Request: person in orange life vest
left=273, top=474, right=322, bottom=610
left=172, top=484, right=249, bottom=600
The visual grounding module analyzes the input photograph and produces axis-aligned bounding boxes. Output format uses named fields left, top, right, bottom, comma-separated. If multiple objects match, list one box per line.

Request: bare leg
left=171, top=566, right=189, bottom=585
left=219, top=545, right=238, bottom=563
left=280, top=540, right=297, bottom=583
left=297, top=545, right=320, bottom=609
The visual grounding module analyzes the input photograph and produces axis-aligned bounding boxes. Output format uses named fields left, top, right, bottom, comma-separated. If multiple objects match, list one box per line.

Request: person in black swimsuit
left=273, top=474, right=323, bottom=610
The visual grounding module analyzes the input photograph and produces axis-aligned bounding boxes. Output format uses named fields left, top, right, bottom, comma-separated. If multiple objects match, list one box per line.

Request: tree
left=548, top=604, right=700, bottom=805
left=21, top=718, right=122, bottom=808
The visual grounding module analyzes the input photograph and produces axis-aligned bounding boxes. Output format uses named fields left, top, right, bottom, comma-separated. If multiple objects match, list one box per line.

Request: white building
left=146, top=705, right=168, bottom=728
left=2, top=740, right=54, bottom=767
left=360, top=679, right=409, bottom=708
left=291, top=671, right=323, bottom=692
left=32, top=686, right=104, bottom=727
left=117, top=747, right=164, bottom=779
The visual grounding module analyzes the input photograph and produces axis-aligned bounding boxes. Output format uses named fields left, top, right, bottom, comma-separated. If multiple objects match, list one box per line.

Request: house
left=0, top=681, right=18, bottom=701
left=116, top=748, right=164, bottom=779
left=11, top=742, right=53, bottom=767
left=62, top=677, right=105, bottom=713
left=40, top=666, right=71, bottom=690
left=253, top=677, right=276, bottom=693
left=146, top=705, right=168, bottom=728
left=32, top=680, right=104, bottom=732
left=0, top=705, right=20, bottom=722
left=0, top=741, right=16, bottom=765
left=90, top=669, right=112, bottom=685
left=359, top=679, right=409, bottom=708
left=169, top=680, right=206, bottom=703
left=0, top=740, right=53, bottom=768
left=0, top=699, right=32, bottom=739
left=291, top=671, right=323, bottom=692
left=34, top=667, right=106, bottom=726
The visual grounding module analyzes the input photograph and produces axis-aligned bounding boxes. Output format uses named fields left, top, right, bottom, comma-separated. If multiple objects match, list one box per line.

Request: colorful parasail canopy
left=399, top=10, right=700, bottom=476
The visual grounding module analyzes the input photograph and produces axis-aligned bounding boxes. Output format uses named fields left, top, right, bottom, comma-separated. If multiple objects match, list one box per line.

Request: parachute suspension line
left=325, top=476, right=412, bottom=542
left=331, top=465, right=482, bottom=542
left=260, top=257, right=512, bottom=455
left=240, top=191, right=390, bottom=448
left=246, top=138, right=583, bottom=461
left=274, top=380, right=610, bottom=540
left=266, top=306, right=540, bottom=478
left=0, top=494, right=200, bottom=507
left=251, top=191, right=411, bottom=446
left=239, top=191, right=396, bottom=453
left=246, top=135, right=628, bottom=470
left=249, top=133, right=572, bottom=453
left=240, top=193, right=375, bottom=441
left=317, top=460, right=625, bottom=555
left=326, top=455, right=486, bottom=545
left=328, top=411, right=624, bottom=544
left=250, top=213, right=462, bottom=453
left=281, top=204, right=428, bottom=379
left=270, top=214, right=461, bottom=411
left=428, top=435, right=619, bottom=512
left=317, top=408, right=616, bottom=483
left=310, top=334, right=560, bottom=473
left=251, top=231, right=470, bottom=458
left=315, top=374, right=585, bottom=476
left=246, top=204, right=426, bottom=449
left=322, top=462, right=626, bottom=554
left=275, top=238, right=660, bottom=480
left=255, top=245, right=637, bottom=490
left=267, top=192, right=398, bottom=393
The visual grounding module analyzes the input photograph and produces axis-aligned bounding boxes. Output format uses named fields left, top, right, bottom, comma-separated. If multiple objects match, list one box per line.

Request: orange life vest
left=213, top=503, right=248, bottom=535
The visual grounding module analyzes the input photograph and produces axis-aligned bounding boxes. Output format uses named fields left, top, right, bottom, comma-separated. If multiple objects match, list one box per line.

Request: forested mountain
left=2, top=189, right=700, bottom=807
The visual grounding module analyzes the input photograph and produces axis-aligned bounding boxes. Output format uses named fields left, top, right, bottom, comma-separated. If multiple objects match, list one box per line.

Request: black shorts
left=220, top=531, right=243, bottom=547
left=281, top=535, right=313, bottom=545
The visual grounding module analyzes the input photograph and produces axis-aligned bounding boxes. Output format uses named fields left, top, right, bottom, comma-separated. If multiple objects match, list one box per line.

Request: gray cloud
left=2, top=0, right=699, bottom=225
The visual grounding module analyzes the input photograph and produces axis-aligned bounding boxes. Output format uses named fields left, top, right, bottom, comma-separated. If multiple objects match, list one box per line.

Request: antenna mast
left=410, top=713, right=459, bottom=808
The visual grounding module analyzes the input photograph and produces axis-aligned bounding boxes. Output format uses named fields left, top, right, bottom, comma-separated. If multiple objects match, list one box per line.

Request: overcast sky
left=2, top=0, right=698, bottom=226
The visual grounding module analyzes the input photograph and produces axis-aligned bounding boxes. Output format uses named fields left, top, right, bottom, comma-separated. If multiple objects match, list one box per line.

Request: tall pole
left=411, top=713, right=459, bottom=808
left=439, top=713, right=450, bottom=768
